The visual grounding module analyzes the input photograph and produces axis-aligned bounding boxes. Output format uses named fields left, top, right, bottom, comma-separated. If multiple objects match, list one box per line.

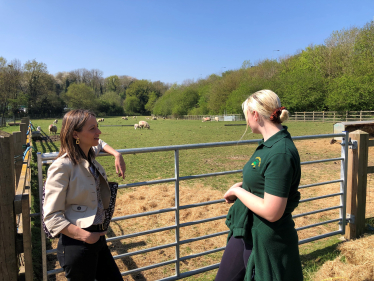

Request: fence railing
left=37, top=131, right=350, bottom=280
left=0, top=118, right=33, bottom=281
left=289, top=111, right=374, bottom=122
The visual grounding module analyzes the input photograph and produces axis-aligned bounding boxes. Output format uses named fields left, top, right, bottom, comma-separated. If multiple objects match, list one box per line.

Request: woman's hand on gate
left=224, top=182, right=243, bottom=203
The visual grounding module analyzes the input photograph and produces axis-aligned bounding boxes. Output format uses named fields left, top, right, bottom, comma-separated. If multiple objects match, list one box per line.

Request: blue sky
left=1, top=0, right=373, bottom=84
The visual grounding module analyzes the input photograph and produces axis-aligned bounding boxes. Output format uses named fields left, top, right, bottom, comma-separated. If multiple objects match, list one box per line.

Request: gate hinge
left=346, top=214, right=355, bottom=224
left=348, top=138, right=358, bottom=149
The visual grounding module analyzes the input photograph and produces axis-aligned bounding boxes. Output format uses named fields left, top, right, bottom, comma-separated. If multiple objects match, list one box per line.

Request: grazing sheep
left=97, top=118, right=104, bottom=122
left=133, top=116, right=137, bottom=119
left=214, top=117, right=219, bottom=122
left=202, top=117, right=211, bottom=122
left=138, top=120, right=150, bottom=129
left=122, top=117, right=128, bottom=120
left=48, top=124, right=57, bottom=134
left=37, top=126, right=41, bottom=131
left=151, top=116, right=157, bottom=120
left=53, top=119, right=58, bottom=124
left=31, top=131, right=42, bottom=140
left=134, top=124, right=139, bottom=130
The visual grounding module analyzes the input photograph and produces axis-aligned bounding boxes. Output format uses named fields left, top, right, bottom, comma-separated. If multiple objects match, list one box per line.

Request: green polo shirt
left=225, top=126, right=303, bottom=281
left=226, top=126, right=301, bottom=242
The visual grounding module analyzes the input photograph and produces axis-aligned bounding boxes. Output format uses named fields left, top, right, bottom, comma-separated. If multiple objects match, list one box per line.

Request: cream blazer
left=43, top=140, right=110, bottom=237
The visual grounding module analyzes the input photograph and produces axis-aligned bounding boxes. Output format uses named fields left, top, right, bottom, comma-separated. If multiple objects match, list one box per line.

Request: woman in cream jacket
left=43, top=109, right=125, bottom=281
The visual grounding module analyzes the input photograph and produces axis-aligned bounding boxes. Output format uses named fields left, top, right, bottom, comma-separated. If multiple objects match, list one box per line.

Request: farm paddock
left=2, top=117, right=373, bottom=281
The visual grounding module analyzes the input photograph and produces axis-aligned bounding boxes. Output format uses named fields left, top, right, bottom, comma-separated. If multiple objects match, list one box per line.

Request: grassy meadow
left=3, top=117, right=373, bottom=281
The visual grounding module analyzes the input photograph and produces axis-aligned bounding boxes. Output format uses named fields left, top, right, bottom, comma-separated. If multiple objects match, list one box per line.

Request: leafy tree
left=62, top=83, right=98, bottom=111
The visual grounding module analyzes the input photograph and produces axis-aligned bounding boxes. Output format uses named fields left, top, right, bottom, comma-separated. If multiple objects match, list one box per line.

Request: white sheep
left=134, top=124, right=139, bottom=130
left=151, top=116, right=157, bottom=120
left=53, top=119, right=58, bottom=124
left=97, top=118, right=104, bottom=122
left=48, top=124, right=57, bottom=134
left=202, top=117, right=211, bottom=122
left=37, top=126, right=41, bottom=131
left=138, top=121, right=150, bottom=129
left=214, top=117, right=219, bottom=122
left=122, top=117, right=128, bottom=120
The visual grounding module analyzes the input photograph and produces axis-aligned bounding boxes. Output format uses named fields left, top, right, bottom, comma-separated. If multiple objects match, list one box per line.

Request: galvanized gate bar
left=299, top=192, right=343, bottom=203
left=299, top=179, right=342, bottom=189
left=300, top=158, right=344, bottom=165
left=292, top=205, right=342, bottom=218
left=296, top=218, right=342, bottom=231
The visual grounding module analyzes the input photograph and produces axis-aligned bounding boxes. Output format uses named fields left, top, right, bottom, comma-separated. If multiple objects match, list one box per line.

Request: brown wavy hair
left=57, top=109, right=96, bottom=165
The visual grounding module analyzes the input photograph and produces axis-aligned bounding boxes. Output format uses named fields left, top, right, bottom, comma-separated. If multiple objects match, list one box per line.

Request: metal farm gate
left=37, top=131, right=349, bottom=280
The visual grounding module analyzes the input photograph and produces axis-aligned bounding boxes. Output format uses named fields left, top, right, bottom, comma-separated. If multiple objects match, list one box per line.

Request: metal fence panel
left=37, top=132, right=349, bottom=280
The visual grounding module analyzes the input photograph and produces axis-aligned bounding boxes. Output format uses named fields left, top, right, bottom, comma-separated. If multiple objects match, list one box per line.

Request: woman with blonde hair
left=215, top=90, right=303, bottom=281
left=43, top=109, right=125, bottom=280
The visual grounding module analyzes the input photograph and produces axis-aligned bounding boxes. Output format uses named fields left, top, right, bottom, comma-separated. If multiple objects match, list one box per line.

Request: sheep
left=31, top=131, right=42, bottom=140
left=151, top=116, right=157, bottom=120
left=134, top=124, right=139, bottom=130
left=122, top=117, right=128, bottom=120
left=138, top=121, right=150, bottom=129
left=53, top=119, right=58, bottom=124
left=133, top=116, right=137, bottom=119
left=202, top=117, right=211, bottom=122
left=97, top=118, right=104, bottom=122
left=48, top=124, right=57, bottom=134
left=163, top=117, right=165, bottom=120
left=214, top=117, right=219, bottom=122
left=37, top=126, right=41, bottom=131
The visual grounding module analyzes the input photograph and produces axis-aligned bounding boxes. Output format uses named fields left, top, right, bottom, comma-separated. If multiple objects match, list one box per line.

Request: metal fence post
left=37, top=152, right=48, bottom=281
left=174, top=150, right=181, bottom=277
left=339, top=131, right=349, bottom=233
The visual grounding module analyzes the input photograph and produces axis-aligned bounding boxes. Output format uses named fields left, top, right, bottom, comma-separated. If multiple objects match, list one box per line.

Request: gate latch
left=348, top=139, right=358, bottom=150
left=346, top=214, right=355, bottom=224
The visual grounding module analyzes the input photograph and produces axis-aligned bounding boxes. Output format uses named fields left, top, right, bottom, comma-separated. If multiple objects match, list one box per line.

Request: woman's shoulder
left=50, top=154, right=73, bottom=169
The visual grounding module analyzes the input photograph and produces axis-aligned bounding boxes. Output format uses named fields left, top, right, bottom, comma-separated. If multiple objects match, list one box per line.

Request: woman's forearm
left=102, top=144, right=121, bottom=157
left=233, top=188, right=287, bottom=222
left=60, top=224, right=90, bottom=241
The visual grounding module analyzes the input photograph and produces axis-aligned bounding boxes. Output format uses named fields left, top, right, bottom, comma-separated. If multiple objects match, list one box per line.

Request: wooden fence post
left=323, top=111, right=325, bottom=122
left=313, top=111, right=315, bottom=121
left=360, top=111, right=362, bottom=121
left=0, top=134, right=18, bottom=281
left=345, top=130, right=369, bottom=239
left=346, top=111, right=348, bottom=122
left=13, top=132, right=23, bottom=188
left=304, top=112, right=305, bottom=122
left=19, top=122, right=27, bottom=148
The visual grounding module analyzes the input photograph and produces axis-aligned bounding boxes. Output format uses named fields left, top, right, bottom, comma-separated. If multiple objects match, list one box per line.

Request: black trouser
left=215, top=236, right=254, bottom=281
left=57, top=233, right=122, bottom=281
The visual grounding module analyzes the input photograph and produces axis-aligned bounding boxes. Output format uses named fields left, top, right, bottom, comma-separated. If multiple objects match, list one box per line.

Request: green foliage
left=62, top=83, right=98, bottom=111
left=123, top=96, right=141, bottom=115
left=98, top=91, right=124, bottom=116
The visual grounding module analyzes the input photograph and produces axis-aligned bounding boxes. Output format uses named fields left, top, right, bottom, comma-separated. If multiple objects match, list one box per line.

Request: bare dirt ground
left=46, top=138, right=374, bottom=281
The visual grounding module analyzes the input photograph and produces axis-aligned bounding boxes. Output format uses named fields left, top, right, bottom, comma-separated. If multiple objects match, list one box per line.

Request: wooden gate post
left=19, top=122, right=27, bottom=148
left=0, top=134, right=18, bottom=281
left=13, top=132, right=23, bottom=188
left=345, top=130, right=369, bottom=239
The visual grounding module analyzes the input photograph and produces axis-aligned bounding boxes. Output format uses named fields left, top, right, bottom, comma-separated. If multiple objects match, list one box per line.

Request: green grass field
left=1, top=117, right=345, bottom=280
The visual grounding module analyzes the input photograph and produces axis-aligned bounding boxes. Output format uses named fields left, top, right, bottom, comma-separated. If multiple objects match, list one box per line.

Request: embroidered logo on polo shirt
left=251, top=157, right=261, bottom=168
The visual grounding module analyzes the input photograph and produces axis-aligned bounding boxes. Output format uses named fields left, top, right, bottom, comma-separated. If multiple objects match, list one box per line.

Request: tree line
left=0, top=60, right=170, bottom=120
left=153, top=20, right=374, bottom=116
left=1, top=20, right=373, bottom=120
